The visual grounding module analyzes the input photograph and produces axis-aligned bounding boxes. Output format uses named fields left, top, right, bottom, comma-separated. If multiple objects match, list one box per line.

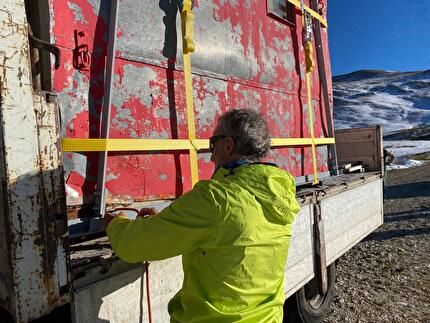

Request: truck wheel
left=0, top=307, right=13, bottom=323
left=283, top=263, right=336, bottom=323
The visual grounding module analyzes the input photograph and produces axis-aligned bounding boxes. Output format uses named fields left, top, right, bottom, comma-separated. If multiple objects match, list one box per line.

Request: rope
left=111, top=207, right=152, bottom=323
left=145, top=261, right=152, bottom=323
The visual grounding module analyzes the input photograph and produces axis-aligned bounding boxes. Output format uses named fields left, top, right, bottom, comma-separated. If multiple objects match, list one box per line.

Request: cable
left=145, top=261, right=152, bottom=323
left=111, top=207, right=152, bottom=323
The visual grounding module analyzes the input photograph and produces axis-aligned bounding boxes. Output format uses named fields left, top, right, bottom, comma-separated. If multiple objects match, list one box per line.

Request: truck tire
left=283, top=263, right=336, bottom=323
left=0, top=307, right=13, bottom=323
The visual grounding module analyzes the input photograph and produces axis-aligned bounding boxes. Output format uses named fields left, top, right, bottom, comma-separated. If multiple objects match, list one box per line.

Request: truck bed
left=70, top=172, right=380, bottom=263
left=69, top=171, right=383, bottom=322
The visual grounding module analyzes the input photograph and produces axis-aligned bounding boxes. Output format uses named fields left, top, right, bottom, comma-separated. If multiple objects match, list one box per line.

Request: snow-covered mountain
left=333, top=69, right=430, bottom=133
left=332, top=69, right=430, bottom=168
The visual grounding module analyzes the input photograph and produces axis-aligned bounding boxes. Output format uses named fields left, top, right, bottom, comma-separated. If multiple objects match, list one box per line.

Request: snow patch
left=385, top=140, right=430, bottom=169
left=387, top=159, right=423, bottom=170
left=334, top=70, right=430, bottom=169
left=333, top=70, right=430, bottom=133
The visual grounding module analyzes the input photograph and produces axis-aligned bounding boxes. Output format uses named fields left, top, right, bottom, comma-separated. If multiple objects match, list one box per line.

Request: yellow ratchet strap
left=180, top=0, right=198, bottom=186
left=305, top=40, right=318, bottom=184
left=301, top=1, right=319, bottom=184
left=304, top=41, right=314, bottom=73
left=61, top=137, right=335, bottom=152
left=287, top=0, right=327, bottom=28
left=62, top=139, right=207, bottom=152
left=306, top=70, right=319, bottom=184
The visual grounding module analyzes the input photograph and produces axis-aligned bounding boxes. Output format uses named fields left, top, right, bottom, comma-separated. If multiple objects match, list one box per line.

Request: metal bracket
left=73, top=30, right=91, bottom=71
left=300, top=0, right=313, bottom=43
left=313, top=195, right=328, bottom=294
left=28, top=29, right=61, bottom=70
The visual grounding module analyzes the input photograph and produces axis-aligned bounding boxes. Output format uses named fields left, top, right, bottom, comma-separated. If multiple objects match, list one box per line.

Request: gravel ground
left=324, top=164, right=430, bottom=323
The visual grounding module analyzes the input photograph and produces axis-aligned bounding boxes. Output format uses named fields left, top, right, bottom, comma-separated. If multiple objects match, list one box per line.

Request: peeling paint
left=0, top=5, right=70, bottom=317
left=259, top=26, right=276, bottom=84
left=49, top=0, right=333, bottom=204
left=149, top=130, right=169, bottom=139
left=113, top=64, right=157, bottom=109
left=199, top=152, right=212, bottom=164
left=105, top=171, right=119, bottom=182
left=67, top=1, right=87, bottom=23
left=112, top=107, right=135, bottom=129
left=57, top=70, right=89, bottom=137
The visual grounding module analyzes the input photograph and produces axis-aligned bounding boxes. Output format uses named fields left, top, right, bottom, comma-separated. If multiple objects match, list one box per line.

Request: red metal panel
left=49, top=0, right=333, bottom=206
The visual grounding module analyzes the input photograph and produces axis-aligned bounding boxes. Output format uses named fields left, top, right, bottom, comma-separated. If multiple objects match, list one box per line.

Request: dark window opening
left=267, top=0, right=295, bottom=25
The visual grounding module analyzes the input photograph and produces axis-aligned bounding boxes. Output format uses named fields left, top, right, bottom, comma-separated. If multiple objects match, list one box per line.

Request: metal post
left=94, top=0, right=119, bottom=216
left=313, top=197, right=328, bottom=294
left=311, top=0, right=339, bottom=175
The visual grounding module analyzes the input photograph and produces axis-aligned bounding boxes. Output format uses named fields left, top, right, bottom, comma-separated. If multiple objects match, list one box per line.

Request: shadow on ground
left=365, top=226, right=430, bottom=242
left=383, top=209, right=430, bottom=223
left=385, top=181, right=430, bottom=199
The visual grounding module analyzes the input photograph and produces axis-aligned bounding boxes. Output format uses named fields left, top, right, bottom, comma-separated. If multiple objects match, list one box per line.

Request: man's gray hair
left=217, top=109, right=271, bottom=161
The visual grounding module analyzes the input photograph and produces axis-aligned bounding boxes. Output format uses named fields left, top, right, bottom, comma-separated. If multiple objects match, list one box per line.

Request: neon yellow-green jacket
left=107, top=163, right=300, bottom=322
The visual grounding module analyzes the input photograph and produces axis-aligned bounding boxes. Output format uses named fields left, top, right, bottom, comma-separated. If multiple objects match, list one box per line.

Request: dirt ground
left=324, top=164, right=430, bottom=323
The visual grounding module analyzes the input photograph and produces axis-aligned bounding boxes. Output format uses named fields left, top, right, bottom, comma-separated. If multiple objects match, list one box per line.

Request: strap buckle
left=300, top=0, right=313, bottom=43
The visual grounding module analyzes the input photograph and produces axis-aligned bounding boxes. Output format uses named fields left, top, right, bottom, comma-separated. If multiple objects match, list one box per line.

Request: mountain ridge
left=332, top=69, right=430, bottom=134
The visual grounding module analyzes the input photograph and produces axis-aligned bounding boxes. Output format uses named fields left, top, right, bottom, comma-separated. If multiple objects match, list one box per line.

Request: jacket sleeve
left=106, top=181, right=223, bottom=263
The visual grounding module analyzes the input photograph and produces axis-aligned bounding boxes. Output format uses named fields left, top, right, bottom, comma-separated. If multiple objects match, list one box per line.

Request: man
left=105, top=109, right=300, bottom=322
left=383, top=148, right=395, bottom=166
left=383, top=148, right=395, bottom=196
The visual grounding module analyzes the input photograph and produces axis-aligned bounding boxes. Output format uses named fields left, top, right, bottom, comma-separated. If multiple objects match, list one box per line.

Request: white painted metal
left=321, top=178, right=383, bottom=264
left=0, top=140, right=9, bottom=306
left=0, top=2, right=46, bottom=319
left=72, top=257, right=182, bottom=323
left=0, top=1, right=69, bottom=321
left=34, top=94, right=70, bottom=292
left=284, top=203, right=315, bottom=298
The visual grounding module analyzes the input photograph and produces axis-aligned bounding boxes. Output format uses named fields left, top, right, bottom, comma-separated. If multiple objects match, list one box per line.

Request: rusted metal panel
left=48, top=0, right=333, bottom=206
left=33, top=93, right=70, bottom=300
left=0, top=1, right=69, bottom=321
left=0, top=81, right=10, bottom=306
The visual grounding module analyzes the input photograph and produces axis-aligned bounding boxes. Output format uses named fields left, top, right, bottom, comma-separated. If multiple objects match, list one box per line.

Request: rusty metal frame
left=0, top=1, right=70, bottom=321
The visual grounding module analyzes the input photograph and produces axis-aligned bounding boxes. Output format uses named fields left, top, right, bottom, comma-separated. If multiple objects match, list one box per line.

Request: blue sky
left=327, top=0, right=430, bottom=76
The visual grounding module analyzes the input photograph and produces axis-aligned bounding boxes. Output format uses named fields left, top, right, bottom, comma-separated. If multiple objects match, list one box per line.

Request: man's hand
left=104, top=208, right=157, bottom=231
left=137, top=207, right=158, bottom=218
left=104, top=212, right=127, bottom=230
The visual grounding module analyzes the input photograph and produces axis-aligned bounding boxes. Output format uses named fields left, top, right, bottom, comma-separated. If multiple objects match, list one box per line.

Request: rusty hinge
left=28, top=28, right=61, bottom=70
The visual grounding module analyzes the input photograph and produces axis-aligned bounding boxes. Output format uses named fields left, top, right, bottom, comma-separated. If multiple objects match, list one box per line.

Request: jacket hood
left=213, top=163, right=300, bottom=225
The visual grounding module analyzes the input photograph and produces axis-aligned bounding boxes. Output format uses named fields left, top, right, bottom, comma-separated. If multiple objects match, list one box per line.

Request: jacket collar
left=212, top=160, right=278, bottom=180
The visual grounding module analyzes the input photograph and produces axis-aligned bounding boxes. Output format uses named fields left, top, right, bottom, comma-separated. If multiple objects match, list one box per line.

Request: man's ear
left=225, top=137, right=235, bottom=156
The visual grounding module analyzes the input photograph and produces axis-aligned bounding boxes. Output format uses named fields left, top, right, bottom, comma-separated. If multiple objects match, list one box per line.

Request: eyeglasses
left=209, top=135, right=227, bottom=153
